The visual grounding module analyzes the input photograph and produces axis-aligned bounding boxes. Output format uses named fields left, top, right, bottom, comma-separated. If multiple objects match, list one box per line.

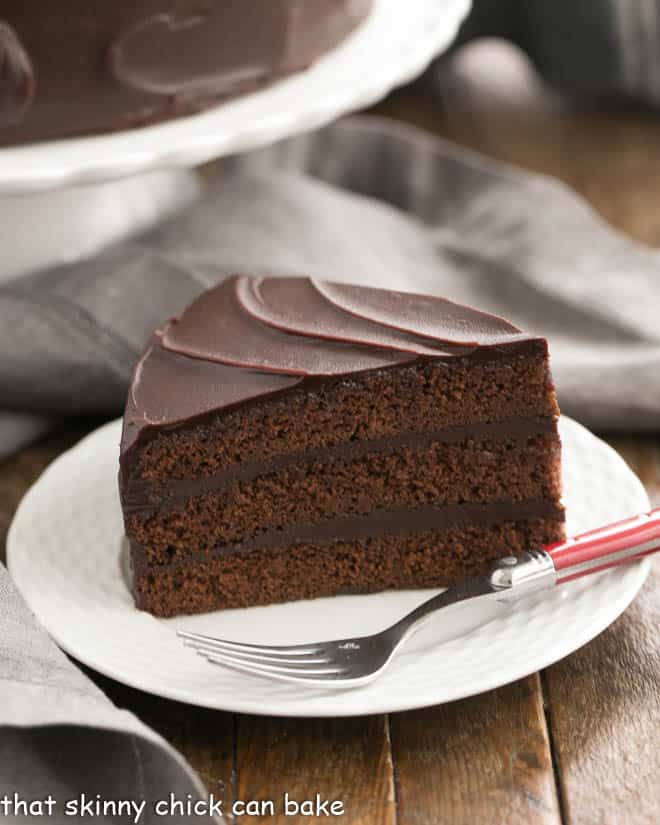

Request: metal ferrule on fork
left=488, top=549, right=557, bottom=600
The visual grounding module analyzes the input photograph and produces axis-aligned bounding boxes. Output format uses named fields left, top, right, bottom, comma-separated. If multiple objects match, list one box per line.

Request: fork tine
left=183, top=638, right=331, bottom=665
left=201, top=650, right=349, bottom=681
left=200, top=649, right=342, bottom=674
left=177, top=629, right=323, bottom=657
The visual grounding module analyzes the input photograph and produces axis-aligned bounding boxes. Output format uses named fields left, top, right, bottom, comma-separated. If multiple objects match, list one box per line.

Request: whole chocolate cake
left=0, top=1, right=372, bottom=146
left=121, top=276, right=565, bottom=617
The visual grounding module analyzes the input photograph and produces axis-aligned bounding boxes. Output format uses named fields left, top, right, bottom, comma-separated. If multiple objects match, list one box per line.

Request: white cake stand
left=0, top=0, right=470, bottom=281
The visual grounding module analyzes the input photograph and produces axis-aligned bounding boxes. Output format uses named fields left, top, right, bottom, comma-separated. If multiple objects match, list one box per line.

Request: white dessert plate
left=7, top=417, right=650, bottom=717
left=0, top=0, right=470, bottom=193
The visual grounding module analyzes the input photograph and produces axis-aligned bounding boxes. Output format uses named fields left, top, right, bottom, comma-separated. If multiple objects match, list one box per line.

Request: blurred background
left=381, top=0, right=660, bottom=246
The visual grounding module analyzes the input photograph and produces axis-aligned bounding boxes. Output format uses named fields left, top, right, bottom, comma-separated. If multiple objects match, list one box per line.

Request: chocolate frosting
left=161, top=275, right=524, bottom=373
left=121, top=274, right=542, bottom=458
left=0, top=0, right=372, bottom=145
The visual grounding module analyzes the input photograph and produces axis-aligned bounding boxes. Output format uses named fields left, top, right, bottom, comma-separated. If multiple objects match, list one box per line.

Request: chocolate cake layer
left=130, top=497, right=564, bottom=573
left=123, top=418, right=558, bottom=514
left=123, top=333, right=554, bottom=482
left=131, top=515, right=565, bottom=617
left=0, top=1, right=371, bottom=145
left=126, top=432, right=561, bottom=568
left=120, top=275, right=564, bottom=616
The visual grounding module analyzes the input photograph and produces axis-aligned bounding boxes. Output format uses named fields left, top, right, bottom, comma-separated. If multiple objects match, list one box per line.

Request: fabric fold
left=0, top=564, right=220, bottom=824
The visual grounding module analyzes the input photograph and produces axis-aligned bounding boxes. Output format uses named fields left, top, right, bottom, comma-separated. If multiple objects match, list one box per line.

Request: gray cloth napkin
left=0, top=565, right=219, bottom=824
left=2, top=114, right=660, bottom=447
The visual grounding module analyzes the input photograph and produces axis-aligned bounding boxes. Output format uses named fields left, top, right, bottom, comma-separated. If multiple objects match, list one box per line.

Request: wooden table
left=1, top=44, right=659, bottom=825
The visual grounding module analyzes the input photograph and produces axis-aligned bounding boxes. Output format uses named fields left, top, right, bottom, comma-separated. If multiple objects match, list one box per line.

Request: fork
left=179, top=508, right=660, bottom=688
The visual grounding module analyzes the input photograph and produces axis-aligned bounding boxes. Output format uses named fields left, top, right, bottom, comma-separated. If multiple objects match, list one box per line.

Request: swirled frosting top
left=122, top=275, right=533, bottom=452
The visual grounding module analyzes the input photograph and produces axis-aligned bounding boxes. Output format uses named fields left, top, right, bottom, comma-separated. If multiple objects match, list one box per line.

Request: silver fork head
left=178, top=630, right=397, bottom=688
left=177, top=554, right=551, bottom=687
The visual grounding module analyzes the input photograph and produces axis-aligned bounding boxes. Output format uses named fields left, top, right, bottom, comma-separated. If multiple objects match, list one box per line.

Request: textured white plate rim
left=0, top=0, right=471, bottom=193
left=7, top=416, right=650, bottom=717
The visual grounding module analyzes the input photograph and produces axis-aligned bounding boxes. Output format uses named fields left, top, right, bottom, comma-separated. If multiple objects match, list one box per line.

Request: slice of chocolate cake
left=120, top=276, right=564, bottom=617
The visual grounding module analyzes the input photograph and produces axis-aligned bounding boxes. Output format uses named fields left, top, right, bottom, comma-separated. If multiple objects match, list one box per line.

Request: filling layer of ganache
left=128, top=500, right=564, bottom=576
left=120, top=275, right=561, bottom=561
left=122, top=417, right=558, bottom=514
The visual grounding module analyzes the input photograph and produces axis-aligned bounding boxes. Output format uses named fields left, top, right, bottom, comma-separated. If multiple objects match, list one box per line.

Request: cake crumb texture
left=132, top=516, right=565, bottom=617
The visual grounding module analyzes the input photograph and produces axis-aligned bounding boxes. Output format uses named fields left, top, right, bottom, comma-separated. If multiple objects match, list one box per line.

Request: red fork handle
left=543, top=508, right=660, bottom=584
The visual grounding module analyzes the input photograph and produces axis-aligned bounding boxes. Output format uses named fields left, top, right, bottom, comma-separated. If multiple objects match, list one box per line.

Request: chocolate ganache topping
left=121, top=275, right=539, bottom=456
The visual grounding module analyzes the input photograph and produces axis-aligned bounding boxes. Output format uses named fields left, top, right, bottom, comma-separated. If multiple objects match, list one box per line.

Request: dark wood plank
left=542, top=439, right=660, bottom=825
left=391, top=675, right=561, bottom=825
left=235, top=714, right=395, bottom=824
left=542, top=563, right=660, bottom=825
